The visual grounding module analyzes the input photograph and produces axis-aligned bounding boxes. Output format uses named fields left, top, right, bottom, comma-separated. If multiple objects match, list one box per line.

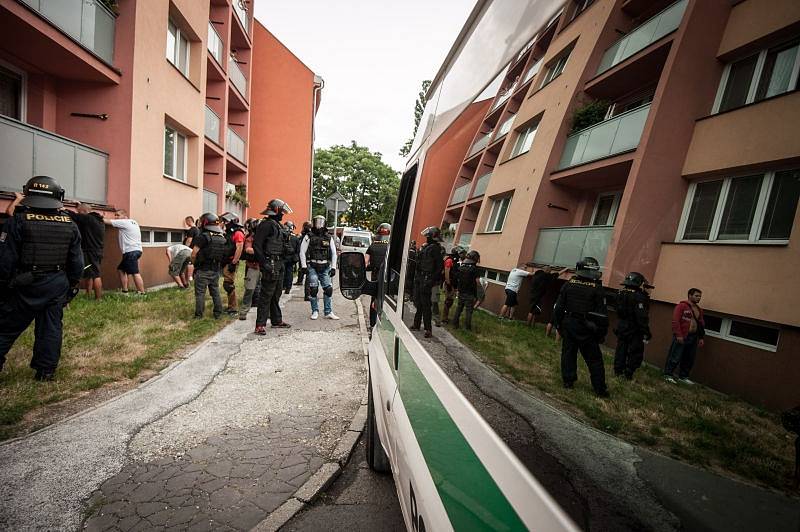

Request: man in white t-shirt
left=166, top=243, right=193, bottom=288
left=500, top=263, right=535, bottom=320
left=104, top=209, right=145, bottom=294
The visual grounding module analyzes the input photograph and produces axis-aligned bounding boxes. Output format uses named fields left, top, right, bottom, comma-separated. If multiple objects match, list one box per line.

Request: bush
left=571, top=100, right=610, bottom=132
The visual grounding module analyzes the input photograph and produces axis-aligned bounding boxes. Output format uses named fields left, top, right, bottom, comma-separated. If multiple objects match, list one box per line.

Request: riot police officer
left=365, top=223, right=390, bottom=328
left=220, top=212, right=245, bottom=315
left=411, top=227, right=444, bottom=338
left=452, top=249, right=482, bottom=331
left=553, top=257, right=610, bottom=397
left=253, top=199, right=294, bottom=334
left=191, top=212, right=226, bottom=319
left=441, top=245, right=463, bottom=324
left=299, top=215, right=339, bottom=320
left=0, top=176, right=83, bottom=380
left=613, top=272, right=653, bottom=380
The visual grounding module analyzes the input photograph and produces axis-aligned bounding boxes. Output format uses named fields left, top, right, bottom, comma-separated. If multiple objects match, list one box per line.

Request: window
left=679, top=169, right=799, bottom=242
left=606, top=90, right=655, bottom=118
left=570, top=0, right=593, bottom=22
left=510, top=119, right=539, bottom=157
left=342, top=235, right=371, bottom=248
left=485, top=196, right=512, bottom=233
left=522, top=58, right=542, bottom=85
left=386, top=165, right=417, bottom=308
left=154, top=231, right=169, bottom=243
left=0, top=65, right=23, bottom=120
left=164, top=125, right=187, bottom=181
left=166, top=20, right=190, bottom=77
left=591, top=192, right=620, bottom=225
left=496, top=115, right=515, bottom=138
left=483, top=270, right=509, bottom=284
left=540, top=46, right=572, bottom=88
left=170, top=231, right=183, bottom=243
left=704, top=314, right=780, bottom=351
left=141, top=228, right=186, bottom=247
left=714, top=37, right=800, bottom=113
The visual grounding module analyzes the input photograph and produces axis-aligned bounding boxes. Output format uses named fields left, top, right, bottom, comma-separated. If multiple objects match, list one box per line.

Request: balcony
left=597, top=0, right=687, bottom=75
left=471, top=172, right=491, bottom=198
left=558, top=103, right=650, bottom=170
left=533, top=225, right=614, bottom=269
left=205, top=106, right=220, bottom=144
left=226, top=127, right=246, bottom=164
left=0, top=115, right=107, bottom=203
left=449, top=183, right=470, bottom=206
left=521, top=58, right=542, bottom=85
left=20, top=0, right=116, bottom=64
left=457, top=233, right=473, bottom=247
left=467, top=132, right=492, bottom=158
left=207, top=22, right=223, bottom=66
left=229, top=57, right=247, bottom=99
left=491, top=83, right=517, bottom=111
left=232, top=0, right=249, bottom=33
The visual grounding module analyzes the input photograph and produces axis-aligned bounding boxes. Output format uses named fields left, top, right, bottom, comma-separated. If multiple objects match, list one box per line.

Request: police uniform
left=193, top=227, right=226, bottom=318
left=613, top=286, right=652, bottom=379
left=253, top=216, right=287, bottom=327
left=452, top=259, right=481, bottom=331
left=365, top=239, right=388, bottom=328
left=412, top=240, right=443, bottom=333
left=0, top=178, right=83, bottom=380
left=301, top=227, right=337, bottom=317
left=553, top=275, right=609, bottom=396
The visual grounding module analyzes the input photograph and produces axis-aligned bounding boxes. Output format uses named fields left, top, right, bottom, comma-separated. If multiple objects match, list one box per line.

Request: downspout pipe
left=310, top=75, right=325, bottom=220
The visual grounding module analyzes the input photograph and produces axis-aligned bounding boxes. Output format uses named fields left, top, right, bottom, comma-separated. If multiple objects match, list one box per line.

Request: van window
left=385, top=164, right=417, bottom=309
left=342, top=235, right=371, bottom=248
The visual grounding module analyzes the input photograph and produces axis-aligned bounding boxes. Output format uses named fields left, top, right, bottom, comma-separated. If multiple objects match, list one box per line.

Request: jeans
left=664, top=333, right=698, bottom=379
left=194, top=269, right=223, bottom=318
left=238, top=267, right=261, bottom=318
left=307, top=264, right=332, bottom=315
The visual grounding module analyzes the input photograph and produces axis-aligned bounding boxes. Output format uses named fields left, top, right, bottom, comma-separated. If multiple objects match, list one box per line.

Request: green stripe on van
left=397, top=342, right=526, bottom=531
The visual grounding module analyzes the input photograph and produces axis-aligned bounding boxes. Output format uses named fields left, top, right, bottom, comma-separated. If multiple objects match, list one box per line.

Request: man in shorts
left=166, top=243, right=192, bottom=288
left=68, top=202, right=105, bottom=300
left=500, top=263, right=535, bottom=320
left=105, top=209, right=145, bottom=295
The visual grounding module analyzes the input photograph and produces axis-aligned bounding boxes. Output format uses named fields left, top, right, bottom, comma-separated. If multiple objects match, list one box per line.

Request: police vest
left=367, top=241, right=388, bottom=271
left=562, top=276, right=602, bottom=315
left=616, top=288, right=639, bottom=320
left=197, top=231, right=227, bottom=268
left=457, top=263, right=481, bottom=295
left=262, top=219, right=285, bottom=257
left=308, top=233, right=331, bottom=262
left=416, top=242, right=442, bottom=275
left=18, top=211, right=74, bottom=271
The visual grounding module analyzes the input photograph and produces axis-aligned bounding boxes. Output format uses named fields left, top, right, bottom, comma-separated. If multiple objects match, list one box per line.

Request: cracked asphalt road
left=0, top=286, right=366, bottom=531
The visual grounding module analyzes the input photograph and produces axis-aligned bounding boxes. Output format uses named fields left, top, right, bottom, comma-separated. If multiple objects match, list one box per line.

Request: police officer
left=452, top=249, right=481, bottom=331
left=253, top=199, right=293, bottom=334
left=282, top=221, right=300, bottom=295
left=0, top=176, right=83, bottom=380
left=295, top=221, right=312, bottom=288
left=299, top=215, right=339, bottom=320
left=440, top=245, right=463, bottom=324
left=613, top=272, right=653, bottom=380
left=365, top=223, right=390, bottom=328
left=220, top=212, right=245, bottom=315
left=191, top=213, right=226, bottom=319
left=553, top=256, right=610, bottom=397
left=411, top=227, right=444, bottom=338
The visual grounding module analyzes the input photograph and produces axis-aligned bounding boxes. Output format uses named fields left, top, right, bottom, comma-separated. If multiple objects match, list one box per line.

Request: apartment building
left=422, top=0, right=799, bottom=410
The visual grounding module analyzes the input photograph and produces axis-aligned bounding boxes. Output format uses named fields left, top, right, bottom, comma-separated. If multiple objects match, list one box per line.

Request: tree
left=313, top=142, right=400, bottom=230
left=399, top=79, right=431, bottom=157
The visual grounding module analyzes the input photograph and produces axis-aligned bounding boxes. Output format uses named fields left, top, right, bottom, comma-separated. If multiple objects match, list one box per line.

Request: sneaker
left=284, top=288, right=290, bottom=295
left=272, top=321, right=291, bottom=328
left=678, top=378, right=695, bottom=385
left=424, top=330, right=432, bottom=338
left=664, top=375, right=677, bottom=384
left=325, top=313, right=340, bottom=320
left=254, top=325, right=267, bottom=335
left=135, top=291, right=146, bottom=296
left=34, top=369, right=55, bottom=382
left=311, top=311, right=319, bottom=320
left=238, top=315, right=247, bottom=321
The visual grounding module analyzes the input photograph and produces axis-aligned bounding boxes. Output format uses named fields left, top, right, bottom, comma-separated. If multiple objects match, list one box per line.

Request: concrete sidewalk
left=0, top=285, right=367, bottom=531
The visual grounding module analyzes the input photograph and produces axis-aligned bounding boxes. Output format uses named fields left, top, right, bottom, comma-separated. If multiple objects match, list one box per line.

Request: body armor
left=18, top=212, right=73, bottom=271
left=457, top=263, right=481, bottom=295
left=308, top=233, right=332, bottom=262
left=560, top=277, right=603, bottom=315
left=197, top=231, right=227, bottom=269
left=416, top=242, right=443, bottom=276
left=263, top=219, right=285, bottom=257
left=367, top=241, right=388, bottom=271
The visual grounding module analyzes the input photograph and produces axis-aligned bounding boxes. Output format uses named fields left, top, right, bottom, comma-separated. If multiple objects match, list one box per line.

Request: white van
left=340, top=227, right=372, bottom=256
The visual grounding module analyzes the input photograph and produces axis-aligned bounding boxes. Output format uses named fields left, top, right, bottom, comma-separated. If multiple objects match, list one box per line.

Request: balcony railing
left=229, top=57, right=248, bottom=99
left=471, top=172, right=491, bottom=198
left=227, top=127, right=246, bottom=164
left=205, top=106, right=220, bottom=143
left=232, top=0, right=249, bottom=33
left=468, top=132, right=492, bottom=157
left=522, top=58, right=542, bottom=85
left=20, top=0, right=116, bottom=64
left=533, top=225, right=614, bottom=269
left=492, top=82, right=517, bottom=111
left=207, top=22, right=223, bottom=65
left=0, top=115, right=107, bottom=203
left=597, top=0, right=687, bottom=75
left=558, top=103, right=650, bottom=169
left=449, top=183, right=470, bottom=206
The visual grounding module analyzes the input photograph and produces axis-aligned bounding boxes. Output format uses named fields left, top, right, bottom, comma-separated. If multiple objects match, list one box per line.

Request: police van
left=337, top=1, right=577, bottom=529
left=340, top=227, right=373, bottom=256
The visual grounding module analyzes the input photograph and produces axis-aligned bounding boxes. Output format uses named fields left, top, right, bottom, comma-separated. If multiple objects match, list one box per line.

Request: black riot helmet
left=220, top=212, right=241, bottom=227
left=621, top=271, right=654, bottom=290
left=261, top=198, right=293, bottom=217
left=21, top=175, right=65, bottom=209
left=465, top=250, right=480, bottom=263
left=312, top=215, right=326, bottom=230
left=199, top=212, right=223, bottom=233
left=449, top=245, right=464, bottom=258
left=284, top=220, right=296, bottom=232
left=302, top=221, right=312, bottom=233
left=244, top=217, right=259, bottom=233
left=576, top=256, right=602, bottom=280
left=421, top=226, right=442, bottom=242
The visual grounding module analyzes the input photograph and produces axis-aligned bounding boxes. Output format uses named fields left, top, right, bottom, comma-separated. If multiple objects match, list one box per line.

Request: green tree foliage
left=399, top=79, right=432, bottom=157
left=313, top=142, right=400, bottom=230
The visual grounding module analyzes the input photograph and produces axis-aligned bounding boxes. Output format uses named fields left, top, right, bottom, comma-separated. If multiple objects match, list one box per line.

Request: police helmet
left=376, top=223, right=391, bottom=236
left=576, top=256, right=602, bottom=280
left=244, top=217, right=259, bottom=233
left=302, top=221, right=312, bottom=233
left=312, top=215, right=326, bottom=230
left=199, top=212, right=223, bottom=233
left=21, top=175, right=65, bottom=209
left=261, top=198, right=293, bottom=216
left=449, top=245, right=464, bottom=258
left=621, top=271, right=653, bottom=289
left=465, top=250, right=480, bottom=263
left=220, top=212, right=241, bottom=226
left=284, top=221, right=296, bottom=232
left=421, top=226, right=442, bottom=242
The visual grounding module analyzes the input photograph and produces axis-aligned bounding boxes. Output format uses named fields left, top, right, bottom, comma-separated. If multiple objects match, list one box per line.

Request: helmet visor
left=313, top=217, right=325, bottom=229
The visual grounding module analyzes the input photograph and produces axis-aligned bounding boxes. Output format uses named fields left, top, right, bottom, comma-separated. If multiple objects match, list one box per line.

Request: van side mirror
left=339, top=251, right=371, bottom=299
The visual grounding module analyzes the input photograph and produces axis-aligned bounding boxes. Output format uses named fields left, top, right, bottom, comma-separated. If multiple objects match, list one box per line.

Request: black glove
left=329, top=268, right=336, bottom=278
left=64, top=285, right=80, bottom=306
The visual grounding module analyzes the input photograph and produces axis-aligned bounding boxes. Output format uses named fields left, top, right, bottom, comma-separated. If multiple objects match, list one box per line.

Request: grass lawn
left=445, top=308, right=797, bottom=495
left=0, top=274, right=245, bottom=441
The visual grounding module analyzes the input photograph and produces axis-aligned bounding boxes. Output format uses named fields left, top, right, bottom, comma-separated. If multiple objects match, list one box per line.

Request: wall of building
left=248, top=21, right=316, bottom=227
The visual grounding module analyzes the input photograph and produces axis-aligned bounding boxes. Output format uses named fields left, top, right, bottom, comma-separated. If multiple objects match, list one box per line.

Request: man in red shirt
left=664, top=288, right=705, bottom=384
left=220, top=212, right=245, bottom=315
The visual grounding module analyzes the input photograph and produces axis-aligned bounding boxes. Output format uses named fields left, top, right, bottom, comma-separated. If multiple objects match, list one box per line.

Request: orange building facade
left=419, top=0, right=800, bottom=410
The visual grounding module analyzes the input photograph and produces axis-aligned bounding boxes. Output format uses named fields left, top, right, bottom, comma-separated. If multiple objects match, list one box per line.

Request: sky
left=254, top=0, right=476, bottom=172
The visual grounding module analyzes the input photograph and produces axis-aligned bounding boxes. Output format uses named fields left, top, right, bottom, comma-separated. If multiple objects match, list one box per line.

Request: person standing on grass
left=613, top=272, right=653, bottom=380
left=166, top=243, right=192, bottom=289
left=238, top=218, right=261, bottom=320
left=500, top=263, right=535, bottom=320
left=219, top=212, right=245, bottom=316
left=526, top=265, right=561, bottom=327
left=452, top=250, right=483, bottom=331
left=664, top=288, right=705, bottom=384
left=190, top=213, right=226, bottom=319
left=105, top=209, right=145, bottom=295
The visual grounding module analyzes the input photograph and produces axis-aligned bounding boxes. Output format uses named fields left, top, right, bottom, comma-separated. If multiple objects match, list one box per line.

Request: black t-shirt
left=530, top=270, right=558, bottom=303
left=69, top=211, right=105, bottom=253
left=183, top=226, right=200, bottom=246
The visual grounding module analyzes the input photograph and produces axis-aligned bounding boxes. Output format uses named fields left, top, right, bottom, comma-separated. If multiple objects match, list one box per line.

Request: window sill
left=528, top=72, right=562, bottom=99
left=499, top=149, right=530, bottom=166
left=669, top=240, right=789, bottom=246
left=166, top=60, right=202, bottom=93
left=477, top=230, right=503, bottom=235
left=163, top=174, right=197, bottom=188
left=704, top=330, right=778, bottom=352
left=701, top=88, right=799, bottom=122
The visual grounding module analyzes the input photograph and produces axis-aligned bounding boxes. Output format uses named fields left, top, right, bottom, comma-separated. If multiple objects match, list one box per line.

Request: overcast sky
left=254, top=0, right=476, bottom=172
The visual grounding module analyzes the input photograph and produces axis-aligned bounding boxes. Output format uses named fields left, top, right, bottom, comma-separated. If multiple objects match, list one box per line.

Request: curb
left=251, top=298, right=370, bottom=532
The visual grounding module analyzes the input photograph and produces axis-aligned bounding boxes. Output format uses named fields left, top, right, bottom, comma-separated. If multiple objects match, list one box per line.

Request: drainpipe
left=310, top=75, right=325, bottom=220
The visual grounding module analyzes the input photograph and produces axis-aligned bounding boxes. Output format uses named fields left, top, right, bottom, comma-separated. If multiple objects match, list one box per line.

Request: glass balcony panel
left=559, top=130, right=590, bottom=169
left=597, top=0, right=687, bottom=75
left=227, top=127, right=246, bottom=164
left=233, top=1, right=248, bottom=32
left=30, top=0, right=116, bottom=64
left=203, top=189, right=218, bottom=214
left=522, top=58, right=542, bottom=84
left=450, top=183, right=470, bottom=205
left=581, top=120, right=620, bottom=163
left=458, top=233, right=473, bottom=247
left=472, top=172, right=492, bottom=198
left=468, top=132, right=491, bottom=157
left=35, top=135, right=76, bottom=198
left=75, top=148, right=107, bottom=203
left=41, top=0, right=82, bottom=40
left=208, top=23, right=224, bottom=65
left=532, top=229, right=560, bottom=264
left=553, top=229, right=587, bottom=267
left=533, top=226, right=613, bottom=269
left=229, top=59, right=247, bottom=99
left=610, top=105, right=649, bottom=154
left=205, top=106, right=220, bottom=143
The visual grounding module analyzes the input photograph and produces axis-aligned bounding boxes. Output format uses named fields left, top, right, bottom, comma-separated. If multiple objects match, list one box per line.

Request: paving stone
left=128, top=482, right=164, bottom=503
left=187, top=445, right=218, bottom=461
left=276, top=463, right=308, bottom=483
left=134, top=501, right=165, bottom=518
left=84, top=513, right=117, bottom=532
left=164, top=505, right=197, bottom=527
left=198, top=477, right=228, bottom=493
left=165, top=471, right=202, bottom=491
left=147, top=508, right=173, bottom=526
left=208, top=486, right=243, bottom=509
left=205, top=461, right=234, bottom=478
left=117, top=514, right=141, bottom=531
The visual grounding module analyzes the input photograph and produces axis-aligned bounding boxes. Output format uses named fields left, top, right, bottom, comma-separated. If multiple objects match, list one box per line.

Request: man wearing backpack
left=220, top=212, right=245, bottom=315
left=191, top=213, right=226, bottom=319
